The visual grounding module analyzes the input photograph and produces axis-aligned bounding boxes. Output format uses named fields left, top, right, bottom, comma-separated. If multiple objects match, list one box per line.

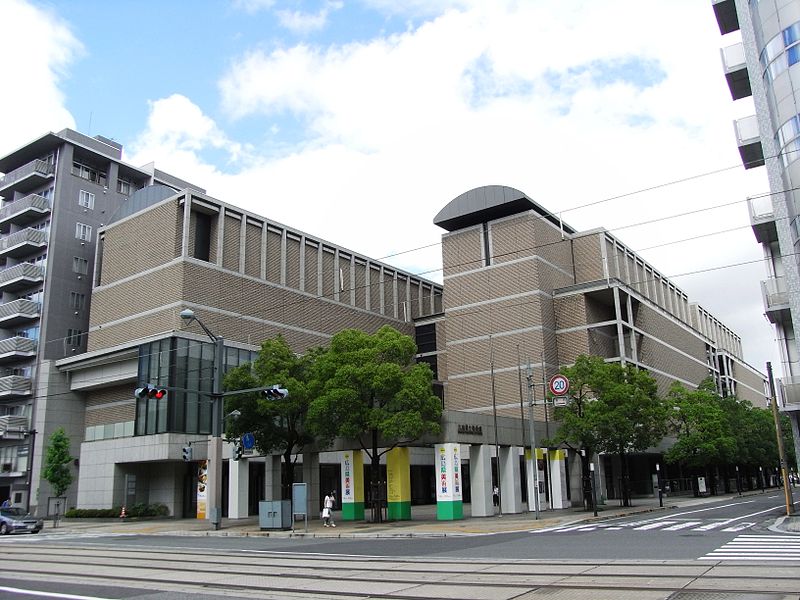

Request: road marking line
left=0, top=586, right=112, bottom=600
left=662, top=521, right=702, bottom=531
left=634, top=521, right=677, bottom=530
left=721, top=522, right=756, bottom=532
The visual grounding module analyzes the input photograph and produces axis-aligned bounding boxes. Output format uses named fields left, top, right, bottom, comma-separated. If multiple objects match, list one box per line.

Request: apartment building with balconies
left=712, top=0, right=800, bottom=462
left=0, top=129, right=202, bottom=513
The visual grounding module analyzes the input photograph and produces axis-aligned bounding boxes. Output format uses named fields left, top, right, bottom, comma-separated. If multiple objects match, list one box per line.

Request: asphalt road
left=0, top=494, right=797, bottom=600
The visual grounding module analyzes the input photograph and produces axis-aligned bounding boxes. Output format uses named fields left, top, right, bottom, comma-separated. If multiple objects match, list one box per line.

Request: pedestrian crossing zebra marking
left=700, top=534, right=800, bottom=561
left=532, top=518, right=758, bottom=535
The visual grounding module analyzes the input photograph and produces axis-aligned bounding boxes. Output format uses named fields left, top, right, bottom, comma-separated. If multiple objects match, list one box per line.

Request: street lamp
left=656, top=463, right=662, bottom=508
left=180, top=308, right=225, bottom=530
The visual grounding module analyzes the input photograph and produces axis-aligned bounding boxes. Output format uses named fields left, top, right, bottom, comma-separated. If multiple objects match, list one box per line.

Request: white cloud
left=276, top=1, right=343, bottom=35
left=0, top=0, right=81, bottom=156
left=1, top=0, right=778, bottom=373
left=231, top=0, right=276, bottom=14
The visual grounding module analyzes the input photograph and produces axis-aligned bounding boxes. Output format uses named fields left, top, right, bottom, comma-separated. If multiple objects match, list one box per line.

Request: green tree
left=307, top=326, right=442, bottom=522
left=665, top=380, right=737, bottom=492
left=548, top=355, right=667, bottom=507
left=223, top=336, right=323, bottom=499
left=42, top=428, right=74, bottom=498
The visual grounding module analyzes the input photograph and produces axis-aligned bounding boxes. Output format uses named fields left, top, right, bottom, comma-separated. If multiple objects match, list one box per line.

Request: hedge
left=65, top=503, right=170, bottom=519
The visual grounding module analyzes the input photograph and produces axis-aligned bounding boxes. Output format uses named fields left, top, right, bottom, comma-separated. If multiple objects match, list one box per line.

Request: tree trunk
left=370, top=428, right=382, bottom=523
left=282, top=448, right=294, bottom=500
left=620, top=452, right=631, bottom=508
left=580, top=451, right=593, bottom=511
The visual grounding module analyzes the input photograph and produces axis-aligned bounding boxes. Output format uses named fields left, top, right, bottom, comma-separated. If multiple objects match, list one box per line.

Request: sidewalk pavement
left=48, top=489, right=799, bottom=538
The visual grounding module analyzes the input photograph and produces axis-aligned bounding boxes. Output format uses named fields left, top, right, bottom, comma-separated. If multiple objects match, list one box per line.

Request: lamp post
left=656, top=463, right=663, bottom=508
left=589, top=462, right=598, bottom=517
left=180, top=308, right=225, bottom=530
left=526, top=364, right=540, bottom=520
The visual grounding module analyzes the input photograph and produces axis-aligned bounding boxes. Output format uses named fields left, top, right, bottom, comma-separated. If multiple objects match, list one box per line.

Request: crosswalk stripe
left=721, top=522, right=755, bottom=532
left=634, top=521, right=677, bottom=530
left=692, top=521, right=726, bottom=531
left=700, top=533, right=800, bottom=561
left=662, top=521, right=702, bottom=531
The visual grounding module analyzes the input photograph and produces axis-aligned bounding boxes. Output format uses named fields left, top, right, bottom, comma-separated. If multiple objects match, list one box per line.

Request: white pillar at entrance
left=228, top=457, right=249, bottom=518
left=499, top=446, right=522, bottom=514
left=548, top=449, right=571, bottom=509
left=525, top=449, right=547, bottom=512
left=263, top=455, right=282, bottom=501
left=470, top=444, right=493, bottom=517
left=302, top=452, right=320, bottom=519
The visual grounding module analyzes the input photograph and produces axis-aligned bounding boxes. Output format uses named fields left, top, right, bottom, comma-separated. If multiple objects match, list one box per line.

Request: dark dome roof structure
left=433, top=185, right=575, bottom=234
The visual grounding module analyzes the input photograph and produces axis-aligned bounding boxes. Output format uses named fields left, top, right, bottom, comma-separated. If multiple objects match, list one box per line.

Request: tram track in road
left=1, top=542, right=799, bottom=600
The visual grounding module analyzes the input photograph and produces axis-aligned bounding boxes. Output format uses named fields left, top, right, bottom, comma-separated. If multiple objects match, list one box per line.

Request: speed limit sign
left=548, top=374, right=570, bottom=396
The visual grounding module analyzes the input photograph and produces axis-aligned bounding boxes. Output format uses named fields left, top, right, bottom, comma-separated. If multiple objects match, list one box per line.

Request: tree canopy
left=665, top=379, right=737, bottom=469
left=307, top=326, right=442, bottom=520
left=42, top=428, right=74, bottom=499
left=223, top=335, right=323, bottom=498
left=548, top=355, right=668, bottom=507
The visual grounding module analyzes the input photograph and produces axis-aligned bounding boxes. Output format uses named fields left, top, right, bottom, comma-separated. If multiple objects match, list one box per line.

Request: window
left=69, top=292, right=86, bottom=311
left=71, top=161, right=107, bottom=186
left=72, top=257, right=89, bottom=274
left=79, top=190, right=95, bottom=209
left=117, top=177, right=132, bottom=195
left=75, top=223, right=92, bottom=242
left=66, top=329, right=84, bottom=347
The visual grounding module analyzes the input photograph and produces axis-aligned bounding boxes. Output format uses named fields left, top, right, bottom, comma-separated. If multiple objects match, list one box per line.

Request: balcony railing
left=721, top=42, right=751, bottom=100
left=747, top=196, right=777, bottom=243
left=762, top=277, right=788, bottom=308
left=779, top=376, right=800, bottom=411
left=0, top=194, right=51, bottom=227
left=0, top=228, right=48, bottom=258
left=735, top=115, right=765, bottom=169
left=0, top=159, right=54, bottom=194
left=0, top=299, right=39, bottom=326
left=0, top=336, right=37, bottom=361
left=0, top=376, right=31, bottom=399
left=0, top=415, right=30, bottom=438
left=0, top=263, right=44, bottom=292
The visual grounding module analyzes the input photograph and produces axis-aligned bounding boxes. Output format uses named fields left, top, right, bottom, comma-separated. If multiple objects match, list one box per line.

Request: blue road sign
left=241, top=432, right=255, bottom=450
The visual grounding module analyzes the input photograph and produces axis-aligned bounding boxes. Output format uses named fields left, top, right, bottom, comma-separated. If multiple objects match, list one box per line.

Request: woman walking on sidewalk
left=323, top=491, right=336, bottom=527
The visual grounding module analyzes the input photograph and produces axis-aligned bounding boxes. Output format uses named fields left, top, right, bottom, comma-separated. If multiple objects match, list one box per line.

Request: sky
left=0, top=0, right=781, bottom=377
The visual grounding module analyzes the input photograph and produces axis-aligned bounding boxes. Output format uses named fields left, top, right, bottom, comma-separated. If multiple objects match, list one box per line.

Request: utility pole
left=767, top=362, right=794, bottom=515
left=526, top=363, right=540, bottom=519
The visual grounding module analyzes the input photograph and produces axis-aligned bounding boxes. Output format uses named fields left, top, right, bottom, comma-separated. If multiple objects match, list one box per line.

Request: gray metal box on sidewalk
left=259, top=500, right=292, bottom=530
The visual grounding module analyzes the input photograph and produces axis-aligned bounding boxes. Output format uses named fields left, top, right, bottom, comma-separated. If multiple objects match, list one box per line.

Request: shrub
left=64, top=503, right=170, bottom=518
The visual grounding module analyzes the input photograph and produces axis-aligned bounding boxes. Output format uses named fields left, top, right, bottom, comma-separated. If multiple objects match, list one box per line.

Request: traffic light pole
left=208, top=336, right=225, bottom=530
left=767, top=362, right=794, bottom=515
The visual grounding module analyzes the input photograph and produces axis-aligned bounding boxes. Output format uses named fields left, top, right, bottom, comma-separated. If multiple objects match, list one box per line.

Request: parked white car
left=0, top=507, right=43, bottom=534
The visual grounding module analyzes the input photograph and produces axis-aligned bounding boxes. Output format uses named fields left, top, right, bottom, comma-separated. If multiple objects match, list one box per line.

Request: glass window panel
left=788, top=44, right=800, bottom=66
left=136, top=398, right=146, bottom=436
left=768, top=53, right=789, bottom=81
left=157, top=395, right=168, bottom=432
left=784, top=22, right=800, bottom=47
left=186, top=392, right=199, bottom=434
left=146, top=398, right=157, bottom=435
left=765, top=33, right=786, bottom=64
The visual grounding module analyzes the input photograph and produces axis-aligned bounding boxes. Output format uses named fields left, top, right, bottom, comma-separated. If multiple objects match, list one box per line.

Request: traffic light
left=182, top=446, right=193, bottom=461
left=135, top=384, right=168, bottom=400
left=263, top=385, right=288, bottom=399
left=232, top=441, right=243, bottom=461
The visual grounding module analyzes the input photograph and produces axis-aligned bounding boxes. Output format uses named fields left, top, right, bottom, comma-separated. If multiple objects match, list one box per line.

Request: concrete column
left=499, top=446, right=522, bottom=514
left=525, top=448, right=547, bottom=512
left=387, top=447, right=411, bottom=520
left=470, top=444, right=493, bottom=517
left=548, top=449, right=571, bottom=509
left=228, top=457, right=249, bottom=518
left=341, top=450, right=364, bottom=520
left=302, top=452, right=320, bottom=519
left=263, top=455, right=281, bottom=501
left=435, top=443, right=463, bottom=520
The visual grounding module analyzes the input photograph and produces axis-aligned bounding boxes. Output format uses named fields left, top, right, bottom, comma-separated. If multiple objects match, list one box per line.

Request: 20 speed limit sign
left=548, top=374, right=570, bottom=396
